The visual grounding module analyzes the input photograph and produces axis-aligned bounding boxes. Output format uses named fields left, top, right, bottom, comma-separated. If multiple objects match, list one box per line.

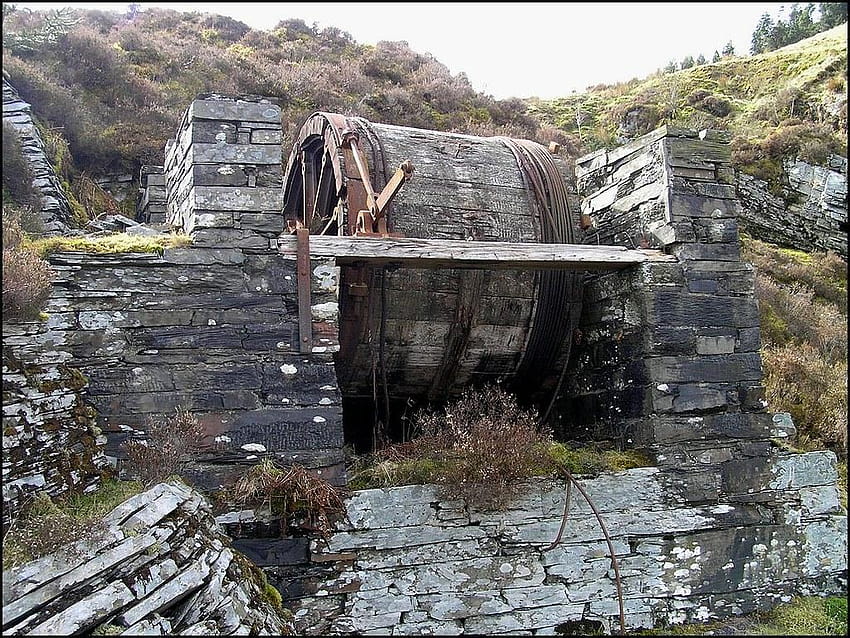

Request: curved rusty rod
left=546, top=470, right=626, bottom=635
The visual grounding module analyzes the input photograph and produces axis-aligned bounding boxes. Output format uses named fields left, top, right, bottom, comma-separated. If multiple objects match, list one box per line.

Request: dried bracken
left=121, top=407, right=206, bottom=486
left=228, top=459, right=347, bottom=538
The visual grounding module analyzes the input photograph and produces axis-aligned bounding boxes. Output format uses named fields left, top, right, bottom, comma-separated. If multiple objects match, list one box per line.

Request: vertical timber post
left=297, top=228, right=312, bottom=353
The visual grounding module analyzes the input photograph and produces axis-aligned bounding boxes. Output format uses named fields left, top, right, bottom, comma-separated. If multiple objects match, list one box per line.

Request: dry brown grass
left=762, top=343, right=848, bottom=452
left=1, top=215, right=52, bottom=320
left=227, top=459, right=347, bottom=538
left=396, top=385, right=554, bottom=509
left=742, top=236, right=847, bottom=459
left=121, top=408, right=206, bottom=486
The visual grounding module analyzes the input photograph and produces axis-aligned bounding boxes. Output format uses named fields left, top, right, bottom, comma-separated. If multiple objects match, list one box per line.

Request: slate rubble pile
left=1, top=481, right=293, bottom=635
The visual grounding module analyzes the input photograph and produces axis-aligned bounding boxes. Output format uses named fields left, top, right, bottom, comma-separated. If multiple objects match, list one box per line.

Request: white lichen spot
left=781, top=595, right=792, bottom=603
left=246, top=455, right=257, bottom=460
left=311, top=346, right=328, bottom=353
left=320, top=385, right=336, bottom=391
left=711, top=504, right=735, bottom=514
left=207, top=319, right=217, bottom=326
left=215, top=435, right=232, bottom=444
left=656, top=383, right=670, bottom=392
left=313, top=416, right=326, bottom=423
left=215, top=133, right=228, bottom=144
left=694, top=606, right=711, bottom=621
left=319, top=398, right=333, bottom=405
left=311, top=302, right=338, bottom=320
left=284, top=276, right=292, bottom=281
left=770, top=538, right=779, bottom=547
left=276, top=342, right=288, bottom=349
left=689, top=563, right=700, bottom=571
left=241, top=443, right=267, bottom=453
left=753, top=543, right=768, bottom=555
left=722, top=561, right=734, bottom=571
left=313, top=264, right=339, bottom=291
left=663, top=562, right=675, bottom=569
left=786, top=540, right=796, bottom=547
left=674, top=568, right=690, bottom=578
left=499, top=563, right=514, bottom=574
left=280, top=364, right=297, bottom=375
left=281, top=398, right=291, bottom=404
left=673, top=584, right=691, bottom=596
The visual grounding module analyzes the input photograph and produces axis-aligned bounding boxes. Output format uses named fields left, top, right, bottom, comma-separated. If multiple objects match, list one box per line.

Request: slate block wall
left=2, top=77, right=74, bottom=234
left=163, top=93, right=284, bottom=247
left=1, top=334, right=110, bottom=531
left=137, top=165, right=166, bottom=224
left=736, top=154, right=847, bottom=259
left=560, top=127, right=764, bottom=447
left=18, top=246, right=345, bottom=489
left=236, top=455, right=845, bottom=635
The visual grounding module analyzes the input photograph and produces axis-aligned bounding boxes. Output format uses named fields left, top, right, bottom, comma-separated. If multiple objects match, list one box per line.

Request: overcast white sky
left=12, top=2, right=796, bottom=99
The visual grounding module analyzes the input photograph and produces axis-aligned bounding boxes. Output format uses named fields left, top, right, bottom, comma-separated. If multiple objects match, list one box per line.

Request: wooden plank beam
left=278, top=235, right=674, bottom=271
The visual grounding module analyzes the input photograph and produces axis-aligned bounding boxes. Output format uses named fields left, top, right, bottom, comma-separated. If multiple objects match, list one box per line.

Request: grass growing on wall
left=638, top=595, right=848, bottom=635
left=3, top=479, right=143, bottom=569
left=346, top=386, right=653, bottom=506
left=30, top=232, right=193, bottom=257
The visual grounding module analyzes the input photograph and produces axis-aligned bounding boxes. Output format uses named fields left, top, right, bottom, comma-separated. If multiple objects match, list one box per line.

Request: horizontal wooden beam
left=278, top=235, right=674, bottom=270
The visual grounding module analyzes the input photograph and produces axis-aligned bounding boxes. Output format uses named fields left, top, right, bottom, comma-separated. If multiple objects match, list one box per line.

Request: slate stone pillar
left=137, top=165, right=166, bottom=224
left=163, top=94, right=284, bottom=248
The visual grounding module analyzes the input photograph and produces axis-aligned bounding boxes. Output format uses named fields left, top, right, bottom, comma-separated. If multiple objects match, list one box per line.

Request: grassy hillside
left=530, top=25, right=847, bottom=182
left=2, top=5, right=846, bottom=194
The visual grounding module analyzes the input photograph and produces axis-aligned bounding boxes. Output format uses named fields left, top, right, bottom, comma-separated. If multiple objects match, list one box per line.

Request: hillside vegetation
left=3, top=5, right=845, bottom=193
left=530, top=25, right=847, bottom=182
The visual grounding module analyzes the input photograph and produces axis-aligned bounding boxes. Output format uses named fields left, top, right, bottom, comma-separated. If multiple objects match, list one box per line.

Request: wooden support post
left=296, top=228, right=312, bottom=353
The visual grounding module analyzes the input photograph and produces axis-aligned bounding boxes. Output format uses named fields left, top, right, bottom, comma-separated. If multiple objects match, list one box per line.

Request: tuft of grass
left=227, top=458, right=348, bottom=538
left=347, top=444, right=652, bottom=492
left=637, top=596, right=848, bottom=636
left=755, top=595, right=847, bottom=636
left=30, top=232, right=193, bottom=257
left=2, top=479, right=143, bottom=569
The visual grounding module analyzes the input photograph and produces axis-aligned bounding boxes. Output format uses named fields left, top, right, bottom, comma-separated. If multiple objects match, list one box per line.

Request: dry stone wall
left=276, top=458, right=845, bottom=634
left=2, top=76, right=74, bottom=234
left=736, top=155, right=847, bottom=259
left=1, top=342, right=110, bottom=531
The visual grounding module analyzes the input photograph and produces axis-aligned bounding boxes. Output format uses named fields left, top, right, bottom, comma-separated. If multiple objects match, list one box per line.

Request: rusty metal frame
left=296, top=227, right=312, bottom=354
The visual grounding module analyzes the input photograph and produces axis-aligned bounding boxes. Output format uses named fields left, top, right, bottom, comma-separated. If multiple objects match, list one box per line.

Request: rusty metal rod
left=547, top=470, right=627, bottom=635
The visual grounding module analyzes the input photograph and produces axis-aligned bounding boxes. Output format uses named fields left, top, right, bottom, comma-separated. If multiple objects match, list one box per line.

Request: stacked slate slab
left=136, top=165, right=167, bottom=224
left=1, top=481, right=292, bottom=636
left=737, top=154, right=847, bottom=258
left=1, top=76, right=74, bottom=235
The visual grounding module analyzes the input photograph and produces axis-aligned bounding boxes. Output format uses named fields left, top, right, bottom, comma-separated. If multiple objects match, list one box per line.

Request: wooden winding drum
left=282, top=113, right=583, bottom=414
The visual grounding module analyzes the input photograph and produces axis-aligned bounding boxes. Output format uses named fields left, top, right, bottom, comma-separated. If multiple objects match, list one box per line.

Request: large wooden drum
left=282, top=113, right=582, bottom=418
